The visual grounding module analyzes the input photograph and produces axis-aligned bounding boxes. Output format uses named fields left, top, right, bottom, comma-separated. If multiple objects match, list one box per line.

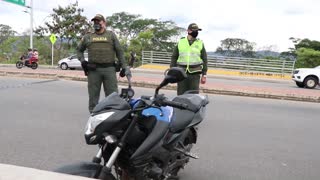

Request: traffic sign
left=3, top=0, right=25, bottom=6
left=49, top=34, right=57, bottom=44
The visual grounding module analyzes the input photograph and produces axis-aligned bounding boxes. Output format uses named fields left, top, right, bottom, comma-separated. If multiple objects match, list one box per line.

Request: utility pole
left=24, top=0, right=33, bottom=49
left=3, top=1, right=32, bottom=47
left=29, top=0, right=34, bottom=49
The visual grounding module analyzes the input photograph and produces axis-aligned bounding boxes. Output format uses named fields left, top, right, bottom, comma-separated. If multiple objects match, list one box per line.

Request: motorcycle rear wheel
left=31, top=62, right=38, bottom=69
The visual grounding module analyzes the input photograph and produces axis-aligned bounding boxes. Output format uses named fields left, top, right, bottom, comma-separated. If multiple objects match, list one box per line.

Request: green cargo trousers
left=177, top=73, right=200, bottom=95
left=87, top=67, right=118, bottom=112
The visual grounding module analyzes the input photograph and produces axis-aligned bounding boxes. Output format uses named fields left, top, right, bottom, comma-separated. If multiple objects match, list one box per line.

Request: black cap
left=91, top=14, right=105, bottom=22
left=188, top=23, right=202, bottom=31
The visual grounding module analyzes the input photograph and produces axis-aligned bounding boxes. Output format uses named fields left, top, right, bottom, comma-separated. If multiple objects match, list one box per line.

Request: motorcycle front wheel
left=16, top=61, right=23, bottom=69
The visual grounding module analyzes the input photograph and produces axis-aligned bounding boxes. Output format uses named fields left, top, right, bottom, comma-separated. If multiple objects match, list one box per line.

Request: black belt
left=178, top=64, right=202, bottom=68
left=91, top=63, right=115, bottom=68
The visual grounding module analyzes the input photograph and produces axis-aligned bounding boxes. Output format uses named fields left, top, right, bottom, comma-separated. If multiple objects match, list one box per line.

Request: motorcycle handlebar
left=141, top=95, right=152, bottom=100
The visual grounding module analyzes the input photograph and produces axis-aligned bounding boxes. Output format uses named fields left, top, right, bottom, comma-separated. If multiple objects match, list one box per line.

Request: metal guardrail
left=142, top=51, right=295, bottom=74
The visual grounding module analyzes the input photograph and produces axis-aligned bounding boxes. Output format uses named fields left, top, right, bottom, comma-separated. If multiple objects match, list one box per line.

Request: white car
left=292, top=65, right=320, bottom=89
left=58, top=53, right=88, bottom=70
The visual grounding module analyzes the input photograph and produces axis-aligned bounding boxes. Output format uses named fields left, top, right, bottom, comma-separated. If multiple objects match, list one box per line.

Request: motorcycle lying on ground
left=55, top=67, right=209, bottom=180
left=16, top=58, right=38, bottom=70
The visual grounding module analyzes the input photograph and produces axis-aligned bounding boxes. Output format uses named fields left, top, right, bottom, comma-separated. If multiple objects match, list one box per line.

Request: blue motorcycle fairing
left=142, top=106, right=173, bottom=123
left=129, top=98, right=140, bottom=109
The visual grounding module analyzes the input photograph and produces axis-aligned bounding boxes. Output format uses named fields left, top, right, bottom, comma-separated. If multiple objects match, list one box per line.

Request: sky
left=0, top=0, right=319, bottom=52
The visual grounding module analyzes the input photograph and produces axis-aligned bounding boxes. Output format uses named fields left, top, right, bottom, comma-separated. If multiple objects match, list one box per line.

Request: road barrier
left=141, top=51, right=295, bottom=79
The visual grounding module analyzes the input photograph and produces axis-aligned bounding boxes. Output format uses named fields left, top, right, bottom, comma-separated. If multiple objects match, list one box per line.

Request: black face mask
left=188, top=31, right=198, bottom=38
left=93, top=24, right=101, bottom=31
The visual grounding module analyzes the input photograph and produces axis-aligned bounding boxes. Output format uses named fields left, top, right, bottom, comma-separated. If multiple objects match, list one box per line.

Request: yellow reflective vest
left=177, top=37, right=203, bottom=73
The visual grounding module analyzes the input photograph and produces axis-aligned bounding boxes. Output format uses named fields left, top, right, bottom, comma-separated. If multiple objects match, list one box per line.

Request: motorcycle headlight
left=85, top=112, right=115, bottom=135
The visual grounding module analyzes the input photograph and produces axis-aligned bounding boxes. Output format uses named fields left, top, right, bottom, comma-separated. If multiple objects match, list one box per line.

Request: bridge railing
left=141, top=51, right=295, bottom=74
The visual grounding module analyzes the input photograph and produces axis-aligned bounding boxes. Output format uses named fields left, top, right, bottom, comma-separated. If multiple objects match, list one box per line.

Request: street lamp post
left=24, top=0, right=33, bottom=49
left=30, top=0, right=33, bottom=49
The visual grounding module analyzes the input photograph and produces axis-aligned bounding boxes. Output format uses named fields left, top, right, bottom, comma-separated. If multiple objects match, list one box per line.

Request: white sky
left=0, top=0, right=319, bottom=52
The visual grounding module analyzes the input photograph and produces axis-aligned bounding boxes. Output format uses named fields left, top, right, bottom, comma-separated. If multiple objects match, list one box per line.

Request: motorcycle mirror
left=155, top=67, right=187, bottom=95
left=163, top=67, right=187, bottom=84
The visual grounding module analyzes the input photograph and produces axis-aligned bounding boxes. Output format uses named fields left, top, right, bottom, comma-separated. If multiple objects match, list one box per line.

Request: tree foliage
left=294, top=38, right=320, bottom=51
left=0, top=24, right=16, bottom=45
left=106, top=12, right=184, bottom=52
left=295, top=48, right=320, bottom=68
left=34, top=2, right=90, bottom=49
left=216, top=38, right=256, bottom=57
left=287, top=38, right=320, bottom=68
left=105, top=12, right=184, bottom=66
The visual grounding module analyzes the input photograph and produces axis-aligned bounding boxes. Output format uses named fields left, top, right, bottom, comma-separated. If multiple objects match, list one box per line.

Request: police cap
left=188, top=23, right=202, bottom=31
left=91, top=14, right=105, bottom=22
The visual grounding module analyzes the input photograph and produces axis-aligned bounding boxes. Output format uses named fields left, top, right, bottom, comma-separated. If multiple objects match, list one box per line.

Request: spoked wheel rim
left=60, top=63, right=68, bottom=70
left=16, top=62, right=23, bottom=69
left=31, top=63, right=38, bottom=69
left=307, top=80, right=315, bottom=87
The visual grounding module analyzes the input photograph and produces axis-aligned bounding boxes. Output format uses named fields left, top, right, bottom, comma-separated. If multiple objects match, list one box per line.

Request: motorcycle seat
left=169, top=94, right=208, bottom=133
left=172, top=94, right=208, bottom=113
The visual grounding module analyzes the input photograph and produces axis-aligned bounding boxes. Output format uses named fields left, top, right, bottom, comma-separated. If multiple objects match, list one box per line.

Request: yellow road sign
left=50, top=34, right=57, bottom=44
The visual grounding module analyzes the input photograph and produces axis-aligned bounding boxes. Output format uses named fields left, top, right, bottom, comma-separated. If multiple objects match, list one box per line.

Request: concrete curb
left=0, top=69, right=319, bottom=103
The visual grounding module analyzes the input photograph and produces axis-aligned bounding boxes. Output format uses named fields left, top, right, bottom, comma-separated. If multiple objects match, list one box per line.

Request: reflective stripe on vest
left=177, top=38, right=203, bottom=73
left=87, top=31, right=115, bottom=64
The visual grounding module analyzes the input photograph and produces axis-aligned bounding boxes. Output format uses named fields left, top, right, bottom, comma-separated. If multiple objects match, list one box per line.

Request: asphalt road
left=1, top=76, right=320, bottom=180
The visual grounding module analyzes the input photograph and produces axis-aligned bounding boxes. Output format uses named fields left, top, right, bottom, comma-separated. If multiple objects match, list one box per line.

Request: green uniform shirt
left=171, top=37, right=208, bottom=75
left=77, top=29, right=126, bottom=68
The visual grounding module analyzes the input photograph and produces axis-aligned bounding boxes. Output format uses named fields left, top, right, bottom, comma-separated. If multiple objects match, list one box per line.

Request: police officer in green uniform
left=77, top=14, right=130, bottom=113
left=170, top=23, right=208, bottom=95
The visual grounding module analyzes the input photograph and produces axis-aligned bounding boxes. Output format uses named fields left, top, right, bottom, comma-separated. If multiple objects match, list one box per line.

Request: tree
left=0, top=24, right=16, bottom=45
left=105, top=12, right=184, bottom=66
left=216, top=38, right=256, bottom=57
left=294, top=38, right=320, bottom=51
left=34, top=2, right=90, bottom=50
left=283, top=37, right=320, bottom=67
left=295, top=48, right=320, bottom=68
left=106, top=12, right=184, bottom=52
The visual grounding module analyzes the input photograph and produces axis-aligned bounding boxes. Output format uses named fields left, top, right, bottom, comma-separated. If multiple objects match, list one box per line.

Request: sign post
left=49, top=34, right=57, bottom=66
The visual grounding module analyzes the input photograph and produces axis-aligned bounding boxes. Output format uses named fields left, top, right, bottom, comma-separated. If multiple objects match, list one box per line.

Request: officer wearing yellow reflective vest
left=170, top=23, right=208, bottom=95
left=77, top=14, right=130, bottom=113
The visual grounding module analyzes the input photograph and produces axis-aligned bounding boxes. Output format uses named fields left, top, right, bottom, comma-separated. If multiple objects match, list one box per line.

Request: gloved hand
left=119, top=67, right=132, bottom=78
left=81, top=61, right=88, bottom=76
left=114, top=61, right=122, bottom=72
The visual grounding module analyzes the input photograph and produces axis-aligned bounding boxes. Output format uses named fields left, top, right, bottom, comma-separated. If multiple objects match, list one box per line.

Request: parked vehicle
left=58, top=53, right=88, bottom=70
left=292, top=65, right=320, bottom=89
left=16, top=59, right=38, bottom=70
left=55, top=67, right=209, bottom=180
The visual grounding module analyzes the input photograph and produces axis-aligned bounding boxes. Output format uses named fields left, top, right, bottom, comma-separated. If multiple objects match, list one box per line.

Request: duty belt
left=93, top=62, right=115, bottom=68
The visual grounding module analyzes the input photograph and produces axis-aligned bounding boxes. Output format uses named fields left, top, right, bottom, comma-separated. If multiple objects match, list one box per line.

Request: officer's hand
left=81, top=61, right=88, bottom=69
left=201, top=75, right=206, bottom=84
left=119, top=67, right=132, bottom=78
left=81, top=61, right=88, bottom=76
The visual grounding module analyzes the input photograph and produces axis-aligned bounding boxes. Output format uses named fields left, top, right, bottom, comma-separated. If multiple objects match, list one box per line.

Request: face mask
left=188, top=31, right=198, bottom=38
left=93, top=24, right=101, bottom=31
